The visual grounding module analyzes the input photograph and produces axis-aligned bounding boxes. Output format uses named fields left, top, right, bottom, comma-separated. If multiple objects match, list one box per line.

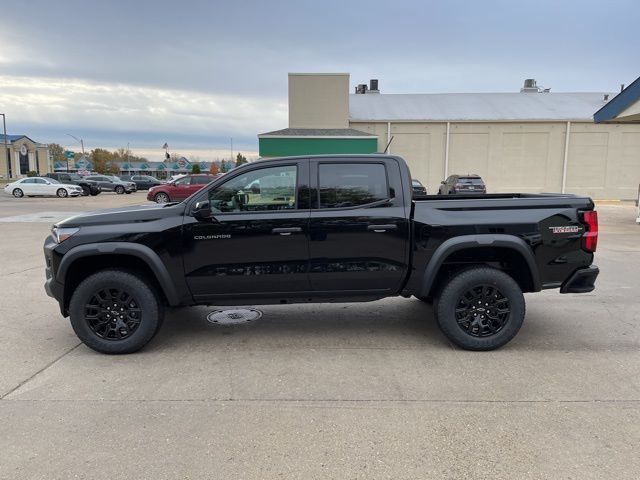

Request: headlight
left=51, top=226, right=79, bottom=243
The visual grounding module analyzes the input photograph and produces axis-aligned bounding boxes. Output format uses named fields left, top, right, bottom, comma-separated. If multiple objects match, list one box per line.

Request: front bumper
left=560, top=265, right=599, bottom=294
left=44, top=238, right=66, bottom=315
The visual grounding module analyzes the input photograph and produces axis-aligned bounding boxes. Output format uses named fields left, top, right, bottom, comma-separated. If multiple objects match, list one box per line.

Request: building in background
left=262, top=73, right=640, bottom=199
left=0, top=135, right=51, bottom=179
left=259, top=74, right=378, bottom=157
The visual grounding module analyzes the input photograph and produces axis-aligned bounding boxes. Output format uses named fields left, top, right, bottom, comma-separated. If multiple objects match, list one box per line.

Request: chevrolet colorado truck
left=44, top=155, right=599, bottom=354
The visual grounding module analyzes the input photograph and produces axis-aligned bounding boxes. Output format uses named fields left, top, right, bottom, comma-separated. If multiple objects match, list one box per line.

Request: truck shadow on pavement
left=150, top=298, right=450, bottom=351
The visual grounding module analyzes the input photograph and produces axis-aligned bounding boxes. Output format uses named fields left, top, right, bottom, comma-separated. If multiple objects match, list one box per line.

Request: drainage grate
left=207, top=308, right=263, bottom=325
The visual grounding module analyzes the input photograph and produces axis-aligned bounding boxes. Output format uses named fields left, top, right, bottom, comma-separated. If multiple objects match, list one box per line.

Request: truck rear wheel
left=69, top=270, right=163, bottom=354
left=435, top=267, right=525, bottom=351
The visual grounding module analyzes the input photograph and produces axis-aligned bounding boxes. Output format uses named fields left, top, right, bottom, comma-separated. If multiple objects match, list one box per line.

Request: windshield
left=69, top=174, right=82, bottom=181
left=48, top=178, right=60, bottom=184
left=412, top=180, right=423, bottom=187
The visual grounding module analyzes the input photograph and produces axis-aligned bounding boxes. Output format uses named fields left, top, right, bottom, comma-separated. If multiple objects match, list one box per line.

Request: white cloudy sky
left=0, top=0, right=638, bottom=161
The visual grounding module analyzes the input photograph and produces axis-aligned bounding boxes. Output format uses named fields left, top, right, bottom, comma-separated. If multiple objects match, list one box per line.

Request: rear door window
left=192, top=176, right=212, bottom=185
left=318, top=163, right=389, bottom=209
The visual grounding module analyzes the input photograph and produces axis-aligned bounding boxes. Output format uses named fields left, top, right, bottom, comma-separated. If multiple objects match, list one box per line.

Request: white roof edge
left=258, top=135, right=377, bottom=139
left=289, top=72, right=350, bottom=76
left=349, top=118, right=595, bottom=123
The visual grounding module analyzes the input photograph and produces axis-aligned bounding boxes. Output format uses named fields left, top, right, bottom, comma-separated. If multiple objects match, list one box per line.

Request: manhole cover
left=207, top=308, right=262, bottom=325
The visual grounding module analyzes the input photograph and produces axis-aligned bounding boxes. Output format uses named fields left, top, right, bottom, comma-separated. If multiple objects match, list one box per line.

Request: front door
left=170, top=176, right=194, bottom=200
left=308, top=159, right=410, bottom=295
left=183, top=161, right=311, bottom=301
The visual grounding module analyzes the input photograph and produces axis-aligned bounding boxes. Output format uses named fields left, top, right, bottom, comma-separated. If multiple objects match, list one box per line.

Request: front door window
left=209, top=165, right=297, bottom=213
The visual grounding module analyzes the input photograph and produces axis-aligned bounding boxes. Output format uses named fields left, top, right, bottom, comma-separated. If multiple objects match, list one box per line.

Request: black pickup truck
left=46, top=172, right=101, bottom=196
left=44, top=155, right=599, bottom=354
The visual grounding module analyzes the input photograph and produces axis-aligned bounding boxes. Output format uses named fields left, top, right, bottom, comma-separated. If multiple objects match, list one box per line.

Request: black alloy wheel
left=454, top=284, right=510, bottom=337
left=435, top=267, right=525, bottom=351
left=85, top=288, right=142, bottom=340
left=69, top=270, right=163, bottom=354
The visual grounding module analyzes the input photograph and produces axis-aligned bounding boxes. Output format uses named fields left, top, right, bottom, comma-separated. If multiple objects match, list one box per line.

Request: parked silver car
left=84, top=175, right=136, bottom=194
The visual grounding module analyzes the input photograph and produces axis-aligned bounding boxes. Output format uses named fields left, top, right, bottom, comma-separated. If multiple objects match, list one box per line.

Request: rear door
left=187, top=175, right=211, bottom=196
left=308, top=158, right=410, bottom=294
left=19, top=179, right=36, bottom=195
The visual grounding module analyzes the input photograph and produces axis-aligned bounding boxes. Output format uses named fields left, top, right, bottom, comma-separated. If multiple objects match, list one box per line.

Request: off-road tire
left=435, top=267, right=525, bottom=351
left=69, top=270, right=164, bottom=354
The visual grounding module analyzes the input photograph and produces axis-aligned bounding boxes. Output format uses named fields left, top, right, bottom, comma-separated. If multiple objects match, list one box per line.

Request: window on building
left=19, top=152, right=29, bottom=175
left=318, top=163, right=389, bottom=209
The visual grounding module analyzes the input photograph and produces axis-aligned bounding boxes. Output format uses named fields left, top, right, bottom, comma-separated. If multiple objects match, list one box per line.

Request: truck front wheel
left=435, top=267, right=525, bottom=351
left=69, top=270, right=163, bottom=354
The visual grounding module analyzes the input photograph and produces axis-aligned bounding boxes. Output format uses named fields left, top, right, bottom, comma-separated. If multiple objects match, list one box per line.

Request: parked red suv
left=147, top=174, right=219, bottom=203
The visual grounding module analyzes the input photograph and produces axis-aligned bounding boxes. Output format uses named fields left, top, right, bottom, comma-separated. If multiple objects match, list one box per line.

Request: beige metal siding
left=350, top=121, right=640, bottom=199
left=288, top=74, right=349, bottom=129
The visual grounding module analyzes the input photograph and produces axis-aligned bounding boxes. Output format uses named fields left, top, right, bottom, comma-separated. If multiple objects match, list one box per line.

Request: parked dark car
left=44, top=155, right=599, bottom=354
left=147, top=174, right=219, bottom=203
left=121, top=174, right=163, bottom=190
left=412, top=179, right=427, bottom=196
left=84, top=175, right=136, bottom=194
left=438, top=174, right=487, bottom=195
left=46, top=173, right=101, bottom=196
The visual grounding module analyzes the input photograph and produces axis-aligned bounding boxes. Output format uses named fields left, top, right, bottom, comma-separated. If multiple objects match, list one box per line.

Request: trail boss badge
left=548, top=225, right=580, bottom=234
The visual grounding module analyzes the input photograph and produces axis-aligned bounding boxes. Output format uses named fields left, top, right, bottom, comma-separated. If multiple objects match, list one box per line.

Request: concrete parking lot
left=0, top=192, right=638, bottom=479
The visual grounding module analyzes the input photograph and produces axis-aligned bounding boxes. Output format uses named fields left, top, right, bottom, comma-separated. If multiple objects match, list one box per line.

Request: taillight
left=582, top=210, right=598, bottom=253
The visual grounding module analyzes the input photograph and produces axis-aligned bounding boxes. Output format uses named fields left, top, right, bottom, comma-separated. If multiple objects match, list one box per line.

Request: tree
left=235, top=152, right=247, bottom=167
left=48, top=143, right=66, bottom=164
left=191, top=164, right=201, bottom=174
left=209, top=162, right=220, bottom=175
left=90, top=148, right=117, bottom=174
left=113, top=148, right=148, bottom=164
left=220, top=159, right=227, bottom=173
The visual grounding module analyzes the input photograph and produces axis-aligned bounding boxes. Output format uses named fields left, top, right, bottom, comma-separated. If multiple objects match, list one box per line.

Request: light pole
left=66, top=133, right=85, bottom=173
left=230, top=137, right=233, bottom=164
left=1, top=113, right=9, bottom=178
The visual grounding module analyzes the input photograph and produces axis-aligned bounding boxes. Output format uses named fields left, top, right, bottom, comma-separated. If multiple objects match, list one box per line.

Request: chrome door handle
left=367, top=224, right=397, bottom=233
left=272, top=227, right=302, bottom=235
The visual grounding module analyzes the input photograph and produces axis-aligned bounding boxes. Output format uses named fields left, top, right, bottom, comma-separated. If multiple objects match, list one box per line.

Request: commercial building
left=1, top=135, right=51, bottom=179
left=53, top=156, right=232, bottom=178
left=260, top=73, right=640, bottom=199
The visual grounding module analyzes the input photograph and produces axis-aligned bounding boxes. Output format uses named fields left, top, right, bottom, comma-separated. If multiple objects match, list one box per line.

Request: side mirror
left=44, top=181, right=51, bottom=185
left=441, top=181, right=446, bottom=184
left=192, top=200, right=212, bottom=221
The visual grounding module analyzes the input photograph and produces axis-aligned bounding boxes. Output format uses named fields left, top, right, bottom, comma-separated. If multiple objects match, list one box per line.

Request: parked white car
left=3, top=177, right=84, bottom=198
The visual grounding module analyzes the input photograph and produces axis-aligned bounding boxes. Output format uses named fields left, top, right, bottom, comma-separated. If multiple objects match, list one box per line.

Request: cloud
left=0, top=75, right=286, bottom=159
